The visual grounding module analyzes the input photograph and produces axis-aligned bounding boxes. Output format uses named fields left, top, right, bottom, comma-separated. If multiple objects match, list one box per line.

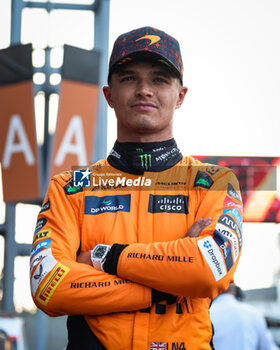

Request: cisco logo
left=148, top=195, right=188, bottom=214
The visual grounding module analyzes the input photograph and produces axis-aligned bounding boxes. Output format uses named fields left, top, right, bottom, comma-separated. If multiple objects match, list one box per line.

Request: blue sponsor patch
left=31, top=239, right=51, bottom=259
left=223, top=208, right=243, bottom=230
left=213, top=230, right=233, bottom=272
left=84, top=195, right=131, bottom=215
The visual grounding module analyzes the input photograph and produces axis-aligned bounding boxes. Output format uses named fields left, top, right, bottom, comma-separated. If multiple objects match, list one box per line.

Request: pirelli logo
left=36, top=262, right=70, bottom=306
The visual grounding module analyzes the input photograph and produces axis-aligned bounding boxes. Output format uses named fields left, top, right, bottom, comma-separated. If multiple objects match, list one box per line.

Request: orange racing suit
left=30, top=155, right=243, bottom=350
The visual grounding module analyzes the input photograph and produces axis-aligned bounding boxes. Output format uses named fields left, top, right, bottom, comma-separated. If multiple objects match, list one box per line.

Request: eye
left=120, top=76, right=135, bottom=82
left=153, top=77, right=169, bottom=84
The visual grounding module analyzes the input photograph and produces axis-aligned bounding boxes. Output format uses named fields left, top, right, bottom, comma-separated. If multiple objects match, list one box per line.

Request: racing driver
left=30, top=26, right=243, bottom=349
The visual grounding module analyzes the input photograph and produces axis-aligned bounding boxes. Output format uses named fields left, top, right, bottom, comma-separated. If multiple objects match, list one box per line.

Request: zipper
left=184, top=297, right=192, bottom=313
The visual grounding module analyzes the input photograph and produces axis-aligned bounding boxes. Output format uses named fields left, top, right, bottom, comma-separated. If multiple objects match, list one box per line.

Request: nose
left=135, top=81, right=153, bottom=98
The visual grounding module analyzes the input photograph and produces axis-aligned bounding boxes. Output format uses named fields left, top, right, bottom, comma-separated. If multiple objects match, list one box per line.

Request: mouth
left=130, top=101, right=158, bottom=111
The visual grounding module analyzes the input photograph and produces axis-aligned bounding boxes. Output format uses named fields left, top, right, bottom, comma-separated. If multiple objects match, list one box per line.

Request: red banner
left=193, top=156, right=280, bottom=223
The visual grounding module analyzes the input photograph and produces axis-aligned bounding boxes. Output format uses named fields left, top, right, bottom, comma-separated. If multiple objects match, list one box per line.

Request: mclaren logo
left=136, top=34, right=161, bottom=46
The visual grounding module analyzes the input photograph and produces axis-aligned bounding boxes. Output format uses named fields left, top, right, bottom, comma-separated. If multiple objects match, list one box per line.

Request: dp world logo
left=84, top=195, right=131, bottom=215
left=101, top=199, right=112, bottom=206
left=203, top=240, right=212, bottom=249
left=73, top=168, right=91, bottom=187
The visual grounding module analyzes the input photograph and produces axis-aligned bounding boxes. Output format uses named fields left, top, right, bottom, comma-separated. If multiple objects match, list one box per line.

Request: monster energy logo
left=139, top=154, right=152, bottom=169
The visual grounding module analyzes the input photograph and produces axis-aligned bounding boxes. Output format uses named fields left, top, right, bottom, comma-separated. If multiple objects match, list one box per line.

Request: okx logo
left=148, top=195, right=188, bottom=214
left=84, top=195, right=131, bottom=215
left=139, top=154, right=152, bottom=170
left=73, top=168, right=91, bottom=187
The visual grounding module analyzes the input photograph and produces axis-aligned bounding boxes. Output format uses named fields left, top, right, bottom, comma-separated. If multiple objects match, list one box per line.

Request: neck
left=117, top=135, right=172, bottom=142
left=117, top=128, right=173, bottom=143
left=107, top=138, right=182, bottom=174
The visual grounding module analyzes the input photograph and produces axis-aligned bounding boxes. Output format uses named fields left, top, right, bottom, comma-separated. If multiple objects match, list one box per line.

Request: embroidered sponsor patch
left=84, top=195, right=131, bottom=215
left=31, top=255, right=57, bottom=296
left=40, top=200, right=50, bottom=213
left=64, top=177, right=83, bottom=195
left=36, top=262, right=70, bottom=306
left=215, top=223, right=239, bottom=261
left=197, top=237, right=227, bottom=281
left=213, top=230, right=233, bottom=271
left=218, top=215, right=242, bottom=249
left=227, top=183, right=242, bottom=202
left=148, top=194, right=188, bottom=214
left=31, top=239, right=51, bottom=259
left=223, top=208, right=243, bottom=230
left=30, top=248, right=52, bottom=273
left=223, top=196, right=243, bottom=212
left=33, top=228, right=52, bottom=245
left=34, top=218, right=47, bottom=234
left=206, top=164, right=221, bottom=176
left=194, top=171, right=214, bottom=189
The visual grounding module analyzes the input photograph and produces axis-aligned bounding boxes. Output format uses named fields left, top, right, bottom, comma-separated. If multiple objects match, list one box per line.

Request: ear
left=103, top=86, right=114, bottom=108
left=175, top=86, right=188, bottom=109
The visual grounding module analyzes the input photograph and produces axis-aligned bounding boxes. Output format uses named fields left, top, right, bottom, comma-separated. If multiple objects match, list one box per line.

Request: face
left=103, top=61, right=188, bottom=142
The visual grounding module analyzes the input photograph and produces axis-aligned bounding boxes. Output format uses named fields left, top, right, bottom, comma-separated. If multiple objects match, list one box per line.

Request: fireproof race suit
left=30, top=141, right=243, bottom=350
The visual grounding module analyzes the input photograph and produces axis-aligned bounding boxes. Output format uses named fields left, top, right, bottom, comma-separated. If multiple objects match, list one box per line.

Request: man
left=210, top=284, right=279, bottom=349
left=30, top=27, right=243, bottom=349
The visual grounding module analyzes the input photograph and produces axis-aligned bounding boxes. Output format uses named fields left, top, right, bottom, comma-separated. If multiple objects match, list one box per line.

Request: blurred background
left=0, top=0, right=279, bottom=349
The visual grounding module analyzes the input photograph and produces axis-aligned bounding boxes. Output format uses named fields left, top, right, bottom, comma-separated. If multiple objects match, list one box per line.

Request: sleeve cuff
left=103, top=243, right=128, bottom=275
left=151, top=289, right=177, bottom=304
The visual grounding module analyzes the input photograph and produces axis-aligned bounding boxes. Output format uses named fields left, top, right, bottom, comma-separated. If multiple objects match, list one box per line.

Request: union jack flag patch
left=150, top=342, right=167, bottom=350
